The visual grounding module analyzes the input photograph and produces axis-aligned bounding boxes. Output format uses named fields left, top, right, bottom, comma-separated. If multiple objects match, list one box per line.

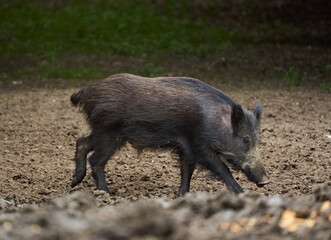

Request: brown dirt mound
left=0, top=185, right=330, bottom=240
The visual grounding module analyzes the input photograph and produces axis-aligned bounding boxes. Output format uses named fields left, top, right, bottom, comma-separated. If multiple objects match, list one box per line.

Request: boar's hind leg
left=71, top=135, right=93, bottom=188
left=178, top=147, right=196, bottom=197
left=88, top=132, right=125, bottom=195
left=203, top=153, right=243, bottom=194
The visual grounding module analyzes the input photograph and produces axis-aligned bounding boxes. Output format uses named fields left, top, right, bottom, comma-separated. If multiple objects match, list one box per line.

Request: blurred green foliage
left=282, top=67, right=306, bottom=89
left=0, top=0, right=240, bottom=82
left=0, top=0, right=329, bottom=89
left=0, top=0, right=233, bottom=57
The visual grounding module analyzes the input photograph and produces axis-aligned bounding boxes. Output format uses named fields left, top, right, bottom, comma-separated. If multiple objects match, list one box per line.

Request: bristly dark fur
left=70, top=73, right=266, bottom=196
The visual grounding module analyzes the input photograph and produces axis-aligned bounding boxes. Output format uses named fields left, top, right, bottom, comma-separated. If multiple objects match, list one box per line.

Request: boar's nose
left=242, top=162, right=269, bottom=187
left=256, top=180, right=270, bottom=188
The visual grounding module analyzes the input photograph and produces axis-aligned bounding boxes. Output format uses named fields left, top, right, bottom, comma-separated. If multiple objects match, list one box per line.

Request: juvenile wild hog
left=70, top=73, right=269, bottom=196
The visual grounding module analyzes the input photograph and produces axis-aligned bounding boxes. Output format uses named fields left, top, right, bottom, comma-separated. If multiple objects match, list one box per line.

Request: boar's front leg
left=202, top=152, right=243, bottom=194
left=216, top=160, right=243, bottom=194
left=71, top=135, right=93, bottom=188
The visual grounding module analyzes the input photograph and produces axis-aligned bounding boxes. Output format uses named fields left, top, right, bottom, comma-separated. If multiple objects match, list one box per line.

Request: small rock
left=93, top=190, right=109, bottom=197
left=295, top=206, right=310, bottom=218
left=140, top=175, right=150, bottom=181
left=266, top=195, right=283, bottom=208
left=313, top=184, right=331, bottom=201
left=0, top=197, right=14, bottom=210
left=118, top=188, right=127, bottom=194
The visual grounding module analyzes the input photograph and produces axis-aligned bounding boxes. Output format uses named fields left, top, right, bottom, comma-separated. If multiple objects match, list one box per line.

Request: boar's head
left=221, top=104, right=269, bottom=188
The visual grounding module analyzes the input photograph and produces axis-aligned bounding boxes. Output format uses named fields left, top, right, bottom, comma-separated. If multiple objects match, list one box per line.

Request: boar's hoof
left=71, top=170, right=86, bottom=188
left=256, top=180, right=270, bottom=188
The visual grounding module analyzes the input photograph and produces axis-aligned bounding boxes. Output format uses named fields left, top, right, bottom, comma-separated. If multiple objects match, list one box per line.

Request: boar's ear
left=231, top=104, right=244, bottom=135
left=254, top=104, right=262, bottom=128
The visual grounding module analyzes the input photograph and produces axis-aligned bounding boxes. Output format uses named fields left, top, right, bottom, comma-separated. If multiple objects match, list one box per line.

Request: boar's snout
left=242, top=161, right=269, bottom=188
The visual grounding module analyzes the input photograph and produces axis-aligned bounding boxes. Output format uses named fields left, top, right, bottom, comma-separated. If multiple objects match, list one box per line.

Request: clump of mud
left=0, top=185, right=330, bottom=240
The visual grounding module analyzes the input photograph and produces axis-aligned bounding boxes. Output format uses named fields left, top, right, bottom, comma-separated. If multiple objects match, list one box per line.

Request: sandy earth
left=0, top=83, right=330, bottom=239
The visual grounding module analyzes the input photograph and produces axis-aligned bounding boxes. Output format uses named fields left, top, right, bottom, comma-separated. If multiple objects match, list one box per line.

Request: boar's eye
left=243, top=136, right=251, bottom=146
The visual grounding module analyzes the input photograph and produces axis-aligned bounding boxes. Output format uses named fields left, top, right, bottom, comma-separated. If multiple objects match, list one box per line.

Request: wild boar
left=70, top=73, right=269, bottom=196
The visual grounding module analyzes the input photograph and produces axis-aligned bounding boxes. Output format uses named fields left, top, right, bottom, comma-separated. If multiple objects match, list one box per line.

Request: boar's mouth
left=256, top=180, right=270, bottom=187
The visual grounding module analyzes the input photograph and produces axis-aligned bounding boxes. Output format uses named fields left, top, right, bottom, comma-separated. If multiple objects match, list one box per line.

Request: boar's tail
left=70, top=89, right=84, bottom=106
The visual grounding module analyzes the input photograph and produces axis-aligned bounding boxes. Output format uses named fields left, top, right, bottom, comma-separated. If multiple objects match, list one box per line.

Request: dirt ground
left=0, top=83, right=330, bottom=239
left=0, top=186, right=330, bottom=240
